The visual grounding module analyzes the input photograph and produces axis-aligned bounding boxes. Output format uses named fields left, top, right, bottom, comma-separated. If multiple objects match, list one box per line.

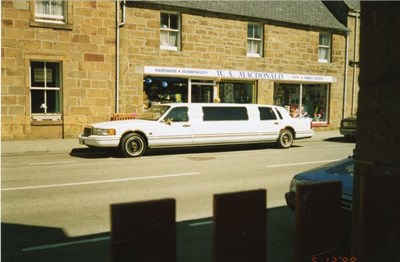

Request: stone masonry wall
left=1, top=1, right=116, bottom=139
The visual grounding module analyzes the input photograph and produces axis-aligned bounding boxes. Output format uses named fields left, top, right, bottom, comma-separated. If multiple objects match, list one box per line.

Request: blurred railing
left=110, top=113, right=139, bottom=121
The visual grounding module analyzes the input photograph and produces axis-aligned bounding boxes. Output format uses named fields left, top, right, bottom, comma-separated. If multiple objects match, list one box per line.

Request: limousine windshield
left=136, top=105, right=170, bottom=121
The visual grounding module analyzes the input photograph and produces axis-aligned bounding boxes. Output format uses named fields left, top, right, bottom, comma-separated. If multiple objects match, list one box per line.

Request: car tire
left=277, top=129, right=293, bottom=148
left=120, top=133, right=147, bottom=157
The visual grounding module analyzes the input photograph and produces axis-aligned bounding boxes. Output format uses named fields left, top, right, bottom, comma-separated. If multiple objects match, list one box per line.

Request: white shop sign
left=144, top=66, right=335, bottom=83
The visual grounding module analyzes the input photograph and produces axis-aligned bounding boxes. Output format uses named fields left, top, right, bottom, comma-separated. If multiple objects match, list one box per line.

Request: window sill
left=32, top=114, right=62, bottom=121
left=31, top=120, right=63, bottom=126
left=160, top=46, right=180, bottom=51
left=247, top=53, right=262, bottom=58
left=30, top=20, right=72, bottom=30
left=318, top=59, right=330, bottom=64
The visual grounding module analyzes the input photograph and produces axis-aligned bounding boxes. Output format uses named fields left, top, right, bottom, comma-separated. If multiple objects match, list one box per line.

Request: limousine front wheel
left=120, top=133, right=147, bottom=157
left=277, top=129, right=294, bottom=148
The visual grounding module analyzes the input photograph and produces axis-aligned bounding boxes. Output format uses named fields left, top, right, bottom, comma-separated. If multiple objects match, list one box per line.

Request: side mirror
left=163, top=118, right=173, bottom=125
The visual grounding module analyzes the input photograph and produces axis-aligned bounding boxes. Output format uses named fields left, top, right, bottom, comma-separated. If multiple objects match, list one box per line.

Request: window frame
left=247, top=23, right=263, bottom=57
left=35, top=0, right=66, bottom=24
left=318, top=32, right=332, bottom=63
left=258, top=107, right=277, bottom=120
left=160, top=11, right=181, bottom=51
left=30, top=0, right=73, bottom=30
left=29, top=61, right=63, bottom=121
left=164, top=107, right=189, bottom=122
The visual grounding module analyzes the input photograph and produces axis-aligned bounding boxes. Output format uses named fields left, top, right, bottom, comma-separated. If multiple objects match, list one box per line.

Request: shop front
left=143, top=66, right=334, bottom=127
left=143, top=74, right=256, bottom=107
left=273, top=83, right=329, bottom=125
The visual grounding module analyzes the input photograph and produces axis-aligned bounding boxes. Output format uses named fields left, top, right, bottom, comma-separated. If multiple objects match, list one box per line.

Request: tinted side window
left=275, top=107, right=284, bottom=119
left=258, top=107, right=277, bottom=120
left=203, top=107, right=249, bottom=121
left=165, top=107, right=189, bottom=122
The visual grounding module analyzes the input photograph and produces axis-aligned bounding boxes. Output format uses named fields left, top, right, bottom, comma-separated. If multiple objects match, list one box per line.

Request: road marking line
left=22, top=236, right=110, bottom=252
left=1, top=172, right=200, bottom=192
left=266, top=159, right=341, bottom=168
left=189, top=221, right=212, bottom=227
left=29, top=161, right=77, bottom=166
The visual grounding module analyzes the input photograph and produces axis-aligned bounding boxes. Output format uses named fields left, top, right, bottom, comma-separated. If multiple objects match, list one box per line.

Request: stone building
left=323, top=0, right=361, bottom=117
left=1, top=1, right=358, bottom=140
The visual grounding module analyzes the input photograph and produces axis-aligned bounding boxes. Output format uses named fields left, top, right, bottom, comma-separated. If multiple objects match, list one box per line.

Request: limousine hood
left=91, top=119, right=155, bottom=129
left=293, top=157, right=354, bottom=197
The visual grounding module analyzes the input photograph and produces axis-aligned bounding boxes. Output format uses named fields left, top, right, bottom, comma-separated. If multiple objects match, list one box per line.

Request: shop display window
left=191, top=80, right=214, bottom=103
left=218, top=82, right=255, bottom=104
left=273, top=83, right=329, bottom=122
left=143, top=77, right=188, bottom=108
left=143, top=78, right=256, bottom=108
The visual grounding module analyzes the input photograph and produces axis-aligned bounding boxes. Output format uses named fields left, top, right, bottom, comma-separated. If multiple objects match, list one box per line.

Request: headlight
left=92, top=128, right=116, bottom=136
left=289, top=178, right=306, bottom=192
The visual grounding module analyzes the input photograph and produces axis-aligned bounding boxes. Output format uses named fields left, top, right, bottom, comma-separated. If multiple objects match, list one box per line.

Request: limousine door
left=192, top=106, right=260, bottom=145
left=258, top=106, right=281, bottom=141
left=153, top=106, right=193, bottom=146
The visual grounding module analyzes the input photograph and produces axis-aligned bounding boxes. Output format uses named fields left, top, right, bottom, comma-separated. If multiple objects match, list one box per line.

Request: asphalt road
left=2, top=137, right=355, bottom=261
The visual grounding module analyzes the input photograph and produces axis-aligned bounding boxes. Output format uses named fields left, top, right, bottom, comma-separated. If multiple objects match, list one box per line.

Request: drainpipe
left=115, top=0, right=126, bottom=114
left=343, top=31, right=349, bottom=119
left=351, top=11, right=359, bottom=115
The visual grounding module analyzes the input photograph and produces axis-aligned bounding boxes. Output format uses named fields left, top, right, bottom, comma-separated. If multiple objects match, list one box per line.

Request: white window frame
left=247, top=23, right=263, bottom=57
left=318, top=32, right=331, bottom=63
left=35, top=0, right=67, bottom=25
left=160, top=11, right=181, bottom=51
left=30, top=61, right=62, bottom=121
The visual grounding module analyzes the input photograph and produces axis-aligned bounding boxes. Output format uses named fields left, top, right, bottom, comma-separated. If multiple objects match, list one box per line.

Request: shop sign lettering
left=216, top=70, right=284, bottom=80
left=145, top=66, right=334, bottom=83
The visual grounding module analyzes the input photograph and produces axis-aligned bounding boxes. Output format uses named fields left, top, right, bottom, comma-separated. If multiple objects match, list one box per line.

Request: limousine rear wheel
left=277, top=129, right=294, bottom=148
left=120, top=133, right=147, bottom=157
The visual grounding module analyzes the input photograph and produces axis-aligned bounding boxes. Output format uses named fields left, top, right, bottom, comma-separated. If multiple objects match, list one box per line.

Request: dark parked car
left=285, top=156, right=354, bottom=212
left=340, top=115, right=357, bottom=140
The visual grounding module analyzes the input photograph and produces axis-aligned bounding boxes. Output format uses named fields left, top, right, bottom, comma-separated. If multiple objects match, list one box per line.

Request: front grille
left=341, top=198, right=352, bottom=211
left=83, top=127, right=92, bottom=137
left=342, top=121, right=356, bottom=128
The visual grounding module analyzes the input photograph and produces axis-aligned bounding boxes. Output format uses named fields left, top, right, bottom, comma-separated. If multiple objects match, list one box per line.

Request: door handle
left=274, top=122, right=279, bottom=125
left=183, top=124, right=191, bottom=127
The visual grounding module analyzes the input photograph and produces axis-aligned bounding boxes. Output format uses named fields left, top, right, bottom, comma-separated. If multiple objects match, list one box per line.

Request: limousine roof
left=161, top=103, right=280, bottom=108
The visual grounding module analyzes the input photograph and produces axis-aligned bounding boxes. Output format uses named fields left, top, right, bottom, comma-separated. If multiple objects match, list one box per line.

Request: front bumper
left=284, top=191, right=296, bottom=211
left=339, top=127, right=356, bottom=137
left=78, top=134, right=120, bottom=148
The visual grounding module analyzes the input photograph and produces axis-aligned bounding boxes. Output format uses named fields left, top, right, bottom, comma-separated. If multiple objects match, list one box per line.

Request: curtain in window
left=319, top=33, right=330, bottom=46
left=247, top=40, right=260, bottom=54
left=247, top=24, right=262, bottom=55
left=160, top=31, right=169, bottom=46
left=160, top=31, right=178, bottom=47
left=318, top=33, right=331, bottom=61
left=36, top=0, right=64, bottom=19
left=168, top=32, right=178, bottom=47
left=318, top=48, right=329, bottom=60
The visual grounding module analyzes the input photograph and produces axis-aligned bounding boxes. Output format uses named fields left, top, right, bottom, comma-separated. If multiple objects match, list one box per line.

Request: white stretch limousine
left=79, top=103, right=314, bottom=157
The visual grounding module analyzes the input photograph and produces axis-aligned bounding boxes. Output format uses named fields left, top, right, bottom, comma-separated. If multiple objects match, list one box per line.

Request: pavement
left=1, top=130, right=343, bottom=157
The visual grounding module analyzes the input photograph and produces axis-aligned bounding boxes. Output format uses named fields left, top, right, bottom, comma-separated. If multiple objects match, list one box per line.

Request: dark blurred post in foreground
left=352, top=2, right=400, bottom=261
